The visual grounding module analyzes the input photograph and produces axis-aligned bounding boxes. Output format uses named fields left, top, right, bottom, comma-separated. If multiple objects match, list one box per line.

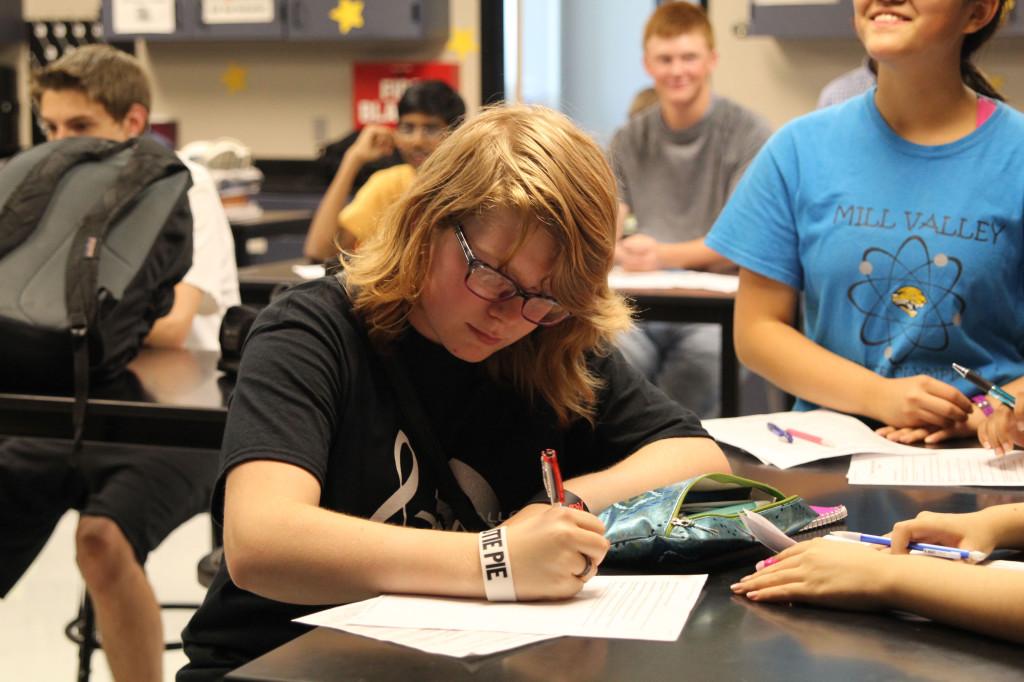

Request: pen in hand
left=540, top=448, right=565, bottom=506
left=830, top=531, right=987, bottom=562
left=952, top=363, right=1017, bottom=409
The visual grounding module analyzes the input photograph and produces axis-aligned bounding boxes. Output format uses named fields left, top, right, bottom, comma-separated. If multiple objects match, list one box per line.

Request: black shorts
left=0, top=437, right=219, bottom=597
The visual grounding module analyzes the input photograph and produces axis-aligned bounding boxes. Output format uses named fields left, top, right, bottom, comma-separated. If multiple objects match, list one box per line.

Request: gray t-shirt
left=610, top=97, right=772, bottom=244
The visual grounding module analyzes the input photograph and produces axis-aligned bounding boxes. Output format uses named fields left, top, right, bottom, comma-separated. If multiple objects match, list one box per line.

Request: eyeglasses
left=395, top=122, right=447, bottom=140
left=453, top=222, right=570, bottom=326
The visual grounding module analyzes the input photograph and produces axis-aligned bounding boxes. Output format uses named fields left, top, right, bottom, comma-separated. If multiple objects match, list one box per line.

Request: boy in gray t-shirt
left=610, top=3, right=770, bottom=416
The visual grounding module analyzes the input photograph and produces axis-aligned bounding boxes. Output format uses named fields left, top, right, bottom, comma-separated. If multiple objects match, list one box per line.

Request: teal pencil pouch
left=597, top=472, right=845, bottom=570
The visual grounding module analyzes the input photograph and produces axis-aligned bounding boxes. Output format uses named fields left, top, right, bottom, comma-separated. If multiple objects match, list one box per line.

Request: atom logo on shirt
left=847, top=236, right=965, bottom=364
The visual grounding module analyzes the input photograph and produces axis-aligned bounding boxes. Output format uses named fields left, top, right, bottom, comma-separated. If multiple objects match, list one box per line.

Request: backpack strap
left=64, top=138, right=188, bottom=449
left=0, top=137, right=127, bottom=258
left=335, top=275, right=489, bottom=532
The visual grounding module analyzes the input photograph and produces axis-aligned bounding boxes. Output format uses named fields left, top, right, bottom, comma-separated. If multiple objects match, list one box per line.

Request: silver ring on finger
left=573, top=553, right=592, bottom=579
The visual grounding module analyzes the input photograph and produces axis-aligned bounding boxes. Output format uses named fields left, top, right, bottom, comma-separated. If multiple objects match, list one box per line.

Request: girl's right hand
left=502, top=505, right=610, bottom=601
left=977, top=392, right=1024, bottom=456
left=876, top=375, right=973, bottom=430
left=889, top=510, right=999, bottom=558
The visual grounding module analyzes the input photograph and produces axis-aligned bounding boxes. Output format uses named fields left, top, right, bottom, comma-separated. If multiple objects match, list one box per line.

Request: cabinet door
left=1001, top=2, right=1023, bottom=38
left=0, top=1, right=20, bottom=43
left=181, top=0, right=285, bottom=40
left=287, top=0, right=447, bottom=41
left=741, top=1, right=855, bottom=39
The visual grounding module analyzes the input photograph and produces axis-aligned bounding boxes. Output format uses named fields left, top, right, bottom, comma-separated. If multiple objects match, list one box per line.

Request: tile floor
left=1, top=511, right=212, bottom=682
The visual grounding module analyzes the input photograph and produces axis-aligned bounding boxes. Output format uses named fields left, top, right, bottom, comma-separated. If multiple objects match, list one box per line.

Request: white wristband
left=478, top=527, right=517, bottom=601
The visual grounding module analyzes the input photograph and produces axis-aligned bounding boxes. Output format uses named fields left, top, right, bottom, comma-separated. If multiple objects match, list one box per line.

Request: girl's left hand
left=877, top=402, right=986, bottom=445
left=730, top=538, right=894, bottom=611
left=977, top=398, right=1024, bottom=456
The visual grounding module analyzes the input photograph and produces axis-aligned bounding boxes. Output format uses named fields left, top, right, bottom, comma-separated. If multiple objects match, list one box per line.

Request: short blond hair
left=644, top=2, right=714, bottom=50
left=344, top=105, right=632, bottom=427
left=31, top=44, right=150, bottom=122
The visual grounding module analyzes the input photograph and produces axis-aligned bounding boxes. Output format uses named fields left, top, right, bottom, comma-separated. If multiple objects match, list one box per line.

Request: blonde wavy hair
left=344, top=104, right=633, bottom=427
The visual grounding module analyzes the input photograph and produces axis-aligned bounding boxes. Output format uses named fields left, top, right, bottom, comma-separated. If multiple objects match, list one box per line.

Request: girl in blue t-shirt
left=707, top=0, right=1024, bottom=446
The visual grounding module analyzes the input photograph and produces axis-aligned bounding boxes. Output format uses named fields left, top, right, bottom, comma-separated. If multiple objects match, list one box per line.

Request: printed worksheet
left=608, top=268, right=738, bottom=293
left=296, top=574, right=708, bottom=657
left=847, top=449, right=1024, bottom=486
left=703, top=410, right=923, bottom=468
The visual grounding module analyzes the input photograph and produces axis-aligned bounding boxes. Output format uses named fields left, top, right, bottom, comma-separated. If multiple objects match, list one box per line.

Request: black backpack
left=0, top=136, right=194, bottom=445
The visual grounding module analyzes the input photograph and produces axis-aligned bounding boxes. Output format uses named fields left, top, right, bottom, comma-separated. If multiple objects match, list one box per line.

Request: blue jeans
left=617, top=321, right=721, bottom=418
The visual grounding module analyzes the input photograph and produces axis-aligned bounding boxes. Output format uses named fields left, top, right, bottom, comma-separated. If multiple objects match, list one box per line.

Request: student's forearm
left=304, top=156, right=362, bottom=261
left=226, top=500, right=481, bottom=604
left=981, top=504, right=1024, bottom=549
left=564, top=437, right=729, bottom=513
left=144, top=283, right=202, bottom=348
left=657, top=239, right=733, bottom=271
left=881, top=555, right=1024, bottom=643
left=736, top=311, right=886, bottom=421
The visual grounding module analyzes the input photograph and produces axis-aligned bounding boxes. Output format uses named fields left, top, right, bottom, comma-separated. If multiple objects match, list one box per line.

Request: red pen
left=785, top=428, right=834, bottom=447
left=540, top=448, right=565, bottom=506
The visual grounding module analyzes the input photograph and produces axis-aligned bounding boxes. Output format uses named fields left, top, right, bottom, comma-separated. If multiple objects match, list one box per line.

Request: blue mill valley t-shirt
left=706, top=90, right=1024, bottom=409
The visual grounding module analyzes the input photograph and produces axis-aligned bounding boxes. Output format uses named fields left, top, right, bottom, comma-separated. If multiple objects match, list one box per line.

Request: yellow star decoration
left=329, top=0, right=364, bottom=35
left=445, top=27, right=478, bottom=61
left=221, top=63, right=248, bottom=94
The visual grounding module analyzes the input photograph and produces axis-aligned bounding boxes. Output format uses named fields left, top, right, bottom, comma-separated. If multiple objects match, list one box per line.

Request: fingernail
left=730, top=583, right=742, bottom=592
left=755, top=560, right=765, bottom=571
left=745, top=591, right=759, bottom=600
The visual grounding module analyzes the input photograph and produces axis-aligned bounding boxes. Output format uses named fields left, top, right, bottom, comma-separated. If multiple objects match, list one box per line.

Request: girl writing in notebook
left=179, top=105, right=727, bottom=679
left=732, top=391, right=1024, bottom=642
left=706, top=0, right=1024, bottom=446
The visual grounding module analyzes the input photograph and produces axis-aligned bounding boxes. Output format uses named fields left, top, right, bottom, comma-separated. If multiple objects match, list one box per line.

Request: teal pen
left=952, top=363, right=1017, bottom=408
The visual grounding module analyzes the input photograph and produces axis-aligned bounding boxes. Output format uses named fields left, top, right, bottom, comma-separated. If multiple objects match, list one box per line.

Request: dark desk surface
left=0, top=347, right=229, bottom=448
left=228, top=451, right=1024, bottom=682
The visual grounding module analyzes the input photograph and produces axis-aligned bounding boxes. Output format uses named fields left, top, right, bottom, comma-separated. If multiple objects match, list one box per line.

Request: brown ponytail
left=961, top=0, right=1007, bottom=101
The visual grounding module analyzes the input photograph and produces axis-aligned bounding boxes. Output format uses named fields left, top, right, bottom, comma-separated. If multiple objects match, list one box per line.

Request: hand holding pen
left=888, top=509, right=1000, bottom=560
left=953, top=363, right=1024, bottom=456
left=491, top=448, right=607, bottom=599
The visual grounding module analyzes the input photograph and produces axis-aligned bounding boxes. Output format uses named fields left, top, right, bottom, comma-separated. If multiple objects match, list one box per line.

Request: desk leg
left=235, top=238, right=250, bottom=268
left=720, top=314, right=739, bottom=417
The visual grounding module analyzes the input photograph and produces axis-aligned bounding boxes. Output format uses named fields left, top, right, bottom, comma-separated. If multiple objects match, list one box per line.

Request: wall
left=16, top=1, right=1024, bottom=156
left=557, top=0, right=652, bottom=146
left=19, top=0, right=480, bottom=158
left=145, top=0, right=480, bottom=158
left=709, top=2, right=1024, bottom=130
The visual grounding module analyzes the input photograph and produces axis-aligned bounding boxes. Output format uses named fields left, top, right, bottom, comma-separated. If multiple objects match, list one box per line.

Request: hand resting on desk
left=730, top=504, right=1024, bottom=643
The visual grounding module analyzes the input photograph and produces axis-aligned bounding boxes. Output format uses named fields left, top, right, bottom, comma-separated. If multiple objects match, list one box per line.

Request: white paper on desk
left=847, top=449, right=1024, bottom=486
left=297, top=575, right=707, bottom=652
left=608, top=268, right=738, bottom=293
left=298, top=599, right=557, bottom=657
left=291, top=264, right=326, bottom=280
left=703, top=410, right=922, bottom=468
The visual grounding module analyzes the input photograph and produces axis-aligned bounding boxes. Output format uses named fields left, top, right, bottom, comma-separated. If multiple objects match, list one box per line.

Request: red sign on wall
left=353, top=62, right=460, bottom=127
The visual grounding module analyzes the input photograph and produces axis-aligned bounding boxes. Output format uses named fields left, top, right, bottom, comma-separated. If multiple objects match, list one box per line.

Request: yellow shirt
left=338, top=164, right=416, bottom=243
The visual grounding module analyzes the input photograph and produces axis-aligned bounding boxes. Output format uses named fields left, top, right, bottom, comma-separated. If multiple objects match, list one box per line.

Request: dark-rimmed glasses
left=453, top=223, right=570, bottom=326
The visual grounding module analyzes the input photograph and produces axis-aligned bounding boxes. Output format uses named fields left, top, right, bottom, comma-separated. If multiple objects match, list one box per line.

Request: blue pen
left=766, top=422, right=793, bottom=443
left=952, top=363, right=1017, bottom=409
left=831, top=531, right=987, bottom=562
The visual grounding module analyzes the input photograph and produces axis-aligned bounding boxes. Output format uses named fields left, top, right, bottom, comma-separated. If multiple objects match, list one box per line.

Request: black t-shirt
left=179, top=276, right=708, bottom=679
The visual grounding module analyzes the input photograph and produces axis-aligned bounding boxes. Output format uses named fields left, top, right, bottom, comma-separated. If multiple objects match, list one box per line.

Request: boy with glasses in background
left=304, top=79, right=465, bottom=260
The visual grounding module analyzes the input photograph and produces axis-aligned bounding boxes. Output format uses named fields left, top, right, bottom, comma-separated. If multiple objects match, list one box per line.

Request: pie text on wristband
left=479, top=526, right=517, bottom=601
